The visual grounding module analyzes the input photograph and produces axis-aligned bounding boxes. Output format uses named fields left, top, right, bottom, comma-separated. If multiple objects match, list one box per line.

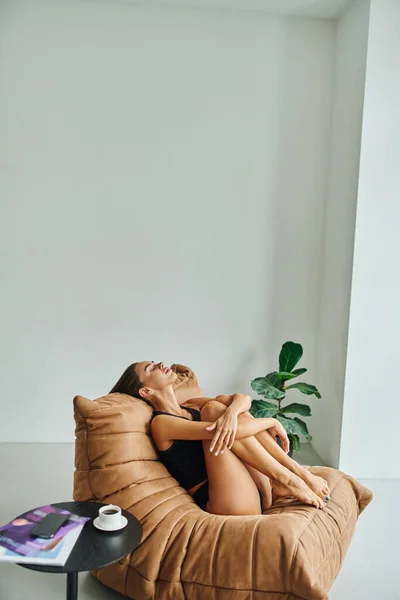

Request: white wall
left=0, top=0, right=335, bottom=442
left=312, top=0, right=370, bottom=467
left=339, top=0, right=400, bottom=478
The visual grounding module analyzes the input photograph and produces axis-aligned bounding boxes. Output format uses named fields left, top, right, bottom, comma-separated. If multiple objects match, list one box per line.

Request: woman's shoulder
left=182, top=397, right=214, bottom=411
left=150, top=405, right=199, bottom=446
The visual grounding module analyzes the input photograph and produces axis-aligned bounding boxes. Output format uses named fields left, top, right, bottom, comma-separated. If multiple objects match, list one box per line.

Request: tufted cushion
left=73, top=363, right=373, bottom=600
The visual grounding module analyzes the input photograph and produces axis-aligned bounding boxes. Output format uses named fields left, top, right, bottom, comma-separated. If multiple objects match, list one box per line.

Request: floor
left=0, top=443, right=398, bottom=599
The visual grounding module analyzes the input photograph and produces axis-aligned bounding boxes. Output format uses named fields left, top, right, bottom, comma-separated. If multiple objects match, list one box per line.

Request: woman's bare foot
left=271, top=477, right=326, bottom=510
left=299, top=469, right=331, bottom=501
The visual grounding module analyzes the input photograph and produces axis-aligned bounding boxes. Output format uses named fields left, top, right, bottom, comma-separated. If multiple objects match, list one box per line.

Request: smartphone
left=30, top=513, right=70, bottom=539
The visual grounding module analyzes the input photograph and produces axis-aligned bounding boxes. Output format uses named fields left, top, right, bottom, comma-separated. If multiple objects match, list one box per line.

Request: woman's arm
left=223, top=394, right=251, bottom=415
left=151, top=413, right=277, bottom=443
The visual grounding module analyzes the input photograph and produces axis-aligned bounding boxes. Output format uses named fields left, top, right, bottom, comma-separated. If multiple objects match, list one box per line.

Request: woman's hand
left=268, top=419, right=290, bottom=454
left=206, top=407, right=238, bottom=455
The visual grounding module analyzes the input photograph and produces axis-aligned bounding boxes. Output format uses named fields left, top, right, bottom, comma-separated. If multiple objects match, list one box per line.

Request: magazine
left=0, top=505, right=90, bottom=566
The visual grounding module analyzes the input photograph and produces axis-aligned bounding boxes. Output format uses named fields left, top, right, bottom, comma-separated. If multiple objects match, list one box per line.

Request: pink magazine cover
left=0, top=505, right=90, bottom=566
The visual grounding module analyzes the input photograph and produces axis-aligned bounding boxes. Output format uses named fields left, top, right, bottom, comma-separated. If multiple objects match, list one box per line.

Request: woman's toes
left=311, top=492, right=323, bottom=508
left=308, top=492, right=325, bottom=509
left=313, top=485, right=328, bottom=500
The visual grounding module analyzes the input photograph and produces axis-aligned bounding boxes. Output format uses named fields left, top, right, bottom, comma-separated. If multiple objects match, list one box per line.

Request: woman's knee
left=241, top=410, right=253, bottom=418
left=200, top=400, right=225, bottom=419
left=201, top=403, right=254, bottom=425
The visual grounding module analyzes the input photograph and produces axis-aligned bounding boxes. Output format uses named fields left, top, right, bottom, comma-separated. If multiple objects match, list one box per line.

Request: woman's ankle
left=272, top=471, right=298, bottom=487
left=284, top=458, right=305, bottom=478
left=297, top=465, right=312, bottom=480
left=288, top=473, right=310, bottom=489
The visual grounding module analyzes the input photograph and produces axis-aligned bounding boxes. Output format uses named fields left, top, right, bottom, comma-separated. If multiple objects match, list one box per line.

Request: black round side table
left=18, top=501, right=143, bottom=600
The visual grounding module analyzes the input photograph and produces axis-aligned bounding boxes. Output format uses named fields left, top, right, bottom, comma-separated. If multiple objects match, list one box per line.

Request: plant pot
left=276, top=436, right=293, bottom=458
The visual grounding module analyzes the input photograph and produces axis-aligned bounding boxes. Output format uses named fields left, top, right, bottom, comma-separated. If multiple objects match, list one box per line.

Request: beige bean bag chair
left=73, top=363, right=373, bottom=600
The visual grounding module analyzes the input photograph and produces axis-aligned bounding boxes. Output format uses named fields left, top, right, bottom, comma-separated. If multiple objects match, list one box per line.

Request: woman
left=109, top=361, right=331, bottom=516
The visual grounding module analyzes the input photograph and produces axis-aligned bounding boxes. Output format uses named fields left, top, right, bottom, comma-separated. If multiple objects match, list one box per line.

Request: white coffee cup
left=98, top=504, right=122, bottom=529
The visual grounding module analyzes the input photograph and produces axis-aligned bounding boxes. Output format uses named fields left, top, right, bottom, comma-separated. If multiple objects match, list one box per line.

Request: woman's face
left=136, top=361, right=177, bottom=396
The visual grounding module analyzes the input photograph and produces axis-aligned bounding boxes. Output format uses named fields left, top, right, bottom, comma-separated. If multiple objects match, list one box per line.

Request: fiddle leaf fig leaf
left=250, top=400, right=278, bottom=418
left=251, top=377, right=285, bottom=400
left=265, top=372, right=284, bottom=388
left=285, top=382, right=321, bottom=398
left=276, top=415, right=298, bottom=435
left=281, top=403, right=311, bottom=417
left=276, top=415, right=312, bottom=441
left=291, top=368, right=307, bottom=377
left=274, top=369, right=307, bottom=381
left=279, top=342, right=303, bottom=373
left=291, top=417, right=312, bottom=441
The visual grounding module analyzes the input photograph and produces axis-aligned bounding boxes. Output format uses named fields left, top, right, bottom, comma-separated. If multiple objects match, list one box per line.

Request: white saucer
left=93, top=515, right=128, bottom=532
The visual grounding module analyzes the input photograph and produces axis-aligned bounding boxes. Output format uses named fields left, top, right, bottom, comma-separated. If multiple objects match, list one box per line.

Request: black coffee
left=102, top=509, right=118, bottom=515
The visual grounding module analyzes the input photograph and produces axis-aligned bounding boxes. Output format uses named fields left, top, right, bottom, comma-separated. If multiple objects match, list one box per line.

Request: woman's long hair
left=109, top=363, right=152, bottom=407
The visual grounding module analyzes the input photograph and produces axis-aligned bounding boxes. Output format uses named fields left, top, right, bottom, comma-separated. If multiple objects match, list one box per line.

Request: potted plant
left=249, top=341, right=321, bottom=457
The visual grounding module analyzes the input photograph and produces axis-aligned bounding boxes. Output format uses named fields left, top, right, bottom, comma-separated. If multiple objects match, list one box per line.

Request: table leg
left=66, top=571, right=78, bottom=600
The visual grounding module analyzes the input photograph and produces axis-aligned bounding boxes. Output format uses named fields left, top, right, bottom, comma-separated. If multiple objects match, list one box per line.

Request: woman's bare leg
left=213, top=405, right=330, bottom=500
left=241, top=460, right=273, bottom=511
left=230, top=434, right=325, bottom=509
left=203, top=402, right=325, bottom=509
left=242, top=412, right=331, bottom=500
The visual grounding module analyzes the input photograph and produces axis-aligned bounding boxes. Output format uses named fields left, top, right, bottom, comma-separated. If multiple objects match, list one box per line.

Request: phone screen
left=30, top=513, right=69, bottom=538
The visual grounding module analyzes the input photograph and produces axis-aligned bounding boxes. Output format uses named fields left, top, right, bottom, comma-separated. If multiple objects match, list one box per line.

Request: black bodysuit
left=151, top=406, right=208, bottom=488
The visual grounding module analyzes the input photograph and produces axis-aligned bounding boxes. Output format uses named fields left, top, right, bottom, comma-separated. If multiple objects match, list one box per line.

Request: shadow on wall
left=265, top=19, right=334, bottom=376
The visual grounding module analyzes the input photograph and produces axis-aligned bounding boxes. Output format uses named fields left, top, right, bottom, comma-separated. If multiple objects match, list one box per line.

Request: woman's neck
left=152, top=389, right=185, bottom=415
